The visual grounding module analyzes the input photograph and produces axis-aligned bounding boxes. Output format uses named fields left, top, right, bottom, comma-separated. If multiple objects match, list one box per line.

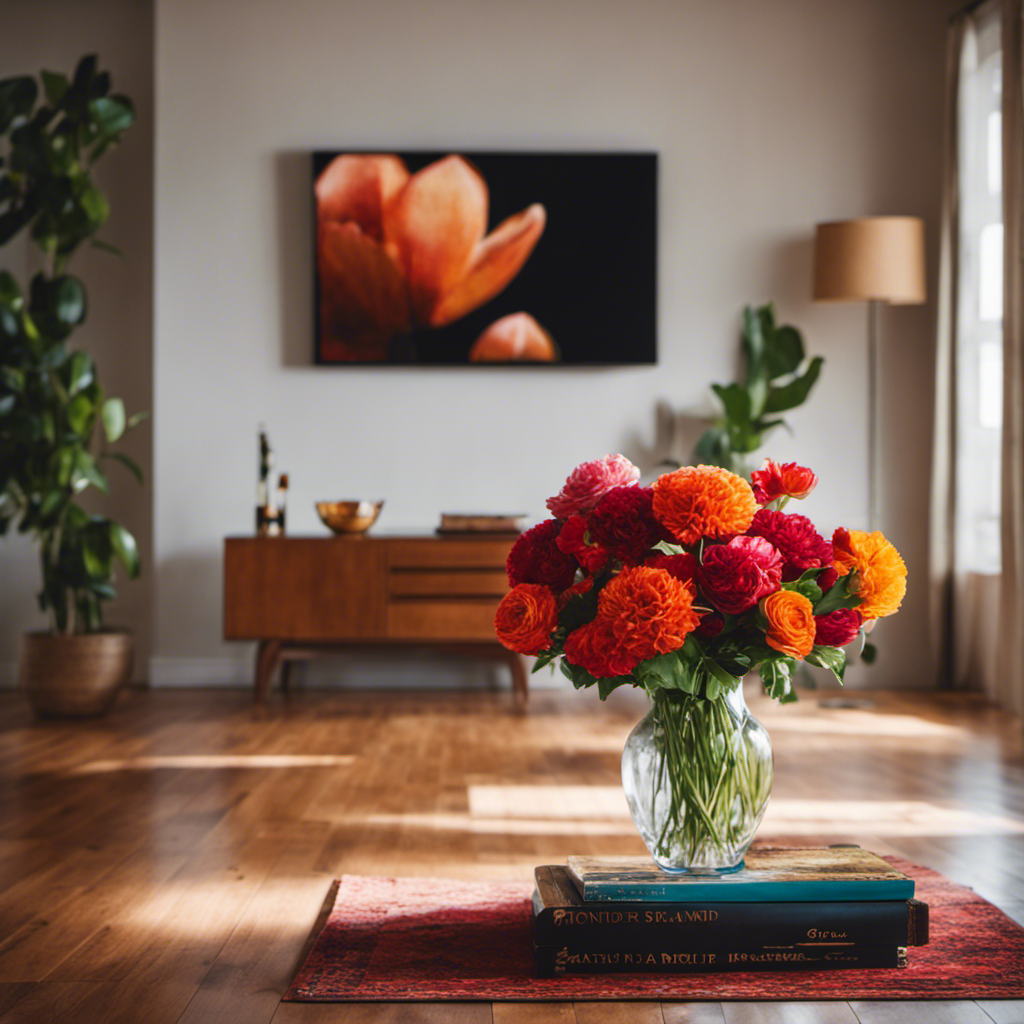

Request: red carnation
left=814, top=607, right=861, bottom=647
left=747, top=509, right=833, bottom=582
left=556, top=515, right=609, bottom=573
left=751, top=459, right=819, bottom=504
left=564, top=618, right=639, bottom=678
left=507, top=519, right=578, bottom=591
left=645, top=552, right=699, bottom=592
left=588, top=486, right=669, bottom=565
left=697, top=535, right=784, bottom=614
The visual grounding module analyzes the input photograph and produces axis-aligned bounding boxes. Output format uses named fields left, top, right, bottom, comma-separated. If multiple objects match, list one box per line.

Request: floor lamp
left=813, top=217, right=926, bottom=530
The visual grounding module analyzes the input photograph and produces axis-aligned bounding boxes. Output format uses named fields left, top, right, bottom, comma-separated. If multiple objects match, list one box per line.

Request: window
left=956, top=2, right=1003, bottom=574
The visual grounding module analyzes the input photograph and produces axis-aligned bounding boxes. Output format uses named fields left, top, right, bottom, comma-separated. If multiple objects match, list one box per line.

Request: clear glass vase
left=621, top=684, right=773, bottom=873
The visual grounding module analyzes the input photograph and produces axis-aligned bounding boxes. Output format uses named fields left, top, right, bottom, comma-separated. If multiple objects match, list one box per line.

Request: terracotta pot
left=18, top=631, right=134, bottom=717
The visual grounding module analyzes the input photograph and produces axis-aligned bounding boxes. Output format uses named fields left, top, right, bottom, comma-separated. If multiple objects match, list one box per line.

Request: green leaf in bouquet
left=805, top=644, right=846, bottom=684
left=701, top=656, right=742, bottom=699
left=559, top=658, right=596, bottom=690
left=597, top=675, right=633, bottom=700
left=782, top=576, right=822, bottom=605
left=812, top=572, right=863, bottom=616
left=636, top=649, right=700, bottom=696
left=559, top=582, right=600, bottom=632
left=760, top=657, right=794, bottom=700
left=531, top=648, right=559, bottom=673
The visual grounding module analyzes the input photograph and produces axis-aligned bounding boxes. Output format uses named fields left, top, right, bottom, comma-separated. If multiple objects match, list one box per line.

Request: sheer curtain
left=933, top=0, right=1024, bottom=712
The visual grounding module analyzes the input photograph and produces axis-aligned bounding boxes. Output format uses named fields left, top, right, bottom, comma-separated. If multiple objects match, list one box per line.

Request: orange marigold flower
left=831, top=528, right=907, bottom=621
left=494, top=584, right=558, bottom=655
left=597, top=566, right=700, bottom=661
left=761, top=589, right=816, bottom=660
left=652, top=465, right=758, bottom=546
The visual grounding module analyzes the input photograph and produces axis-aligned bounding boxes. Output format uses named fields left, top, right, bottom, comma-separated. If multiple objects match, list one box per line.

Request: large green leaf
left=89, top=96, right=133, bottom=137
left=101, top=397, right=125, bottom=442
left=560, top=658, right=596, bottom=690
left=29, top=274, right=87, bottom=340
left=597, top=675, right=633, bottom=700
left=806, top=644, right=846, bottom=684
left=760, top=658, right=793, bottom=700
left=763, top=356, right=824, bottom=414
left=711, top=382, right=751, bottom=426
left=742, top=305, right=765, bottom=380
left=41, top=70, right=69, bottom=105
left=73, top=450, right=108, bottom=494
left=105, top=451, right=143, bottom=484
left=0, top=76, right=37, bottom=133
left=109, top=521, right=139, bottom=577
left=813, top=572, right=863, bottom=616
left=66, top=391, right=94, bottom=435
left=763, top=325, right=805, bottom=380
left=66, top=350, right=94, bottom=394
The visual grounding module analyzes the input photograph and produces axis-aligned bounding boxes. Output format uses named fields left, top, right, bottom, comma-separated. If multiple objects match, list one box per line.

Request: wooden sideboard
left=223, top=534, right=526, bottom=703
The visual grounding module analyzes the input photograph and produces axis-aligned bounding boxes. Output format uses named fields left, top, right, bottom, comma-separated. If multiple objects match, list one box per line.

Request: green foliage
left=694, top=304, right=824, bottom=475
left=0, top=56, right=141, bottom=635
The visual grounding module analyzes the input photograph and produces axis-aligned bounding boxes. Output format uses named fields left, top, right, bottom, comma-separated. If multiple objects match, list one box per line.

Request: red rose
left=564, top=618, right=638, bottom=678
left=494, top=584, right=559, bottom=655
left=506, top=519, right=578, bottom=591
left=556, top=515, right=609, bottom=573
left=588, top=486, right=669, bottom=564
left=697, top=535, right=784, bottom=614
left=747, top=509, right=833, bottom=582
left=751, top=459, right=819, bottom=504
left=814, top=608, right=861, bottom=647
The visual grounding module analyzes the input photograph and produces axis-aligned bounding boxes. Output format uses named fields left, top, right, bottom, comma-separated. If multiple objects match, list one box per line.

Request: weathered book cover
left=535, top=944, right=908, bottom=976
left=566, top=847, right=915, bottom=903
left=533, top=866, right=929, bottom=949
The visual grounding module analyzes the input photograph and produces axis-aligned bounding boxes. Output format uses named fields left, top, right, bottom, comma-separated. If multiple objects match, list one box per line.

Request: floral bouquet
left=494, top=455, right=906, bottom=871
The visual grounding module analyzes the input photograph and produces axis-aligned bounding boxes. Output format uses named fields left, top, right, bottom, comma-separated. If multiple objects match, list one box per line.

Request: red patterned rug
left=285, top=857, right=1024, bottom=1001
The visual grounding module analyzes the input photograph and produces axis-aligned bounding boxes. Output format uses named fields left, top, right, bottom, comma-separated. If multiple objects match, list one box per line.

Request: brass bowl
left=315, top=500, right=384, bottom=535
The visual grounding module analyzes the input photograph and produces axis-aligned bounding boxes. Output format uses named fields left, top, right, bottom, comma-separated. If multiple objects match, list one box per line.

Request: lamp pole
left=867, top=299, right=880, bottom=532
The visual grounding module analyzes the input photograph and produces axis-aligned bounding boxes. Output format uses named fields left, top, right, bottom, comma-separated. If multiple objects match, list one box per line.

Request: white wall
left=152, top=0, right=946, bottom=688
left=0, top=0, right=153, bottom=684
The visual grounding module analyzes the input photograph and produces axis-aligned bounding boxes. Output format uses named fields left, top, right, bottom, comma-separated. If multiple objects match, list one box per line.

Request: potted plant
left=0, top=56, right=143, bottom=716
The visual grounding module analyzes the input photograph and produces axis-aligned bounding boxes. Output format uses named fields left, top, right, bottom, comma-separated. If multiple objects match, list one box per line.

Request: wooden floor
left=0, top=681, right=1022, bottom=1024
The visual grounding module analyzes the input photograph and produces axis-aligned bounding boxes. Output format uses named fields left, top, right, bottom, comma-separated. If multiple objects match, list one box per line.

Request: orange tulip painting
left=316, top=153, right=545, bottom=361
left=311, top=151, right=658, bottom=365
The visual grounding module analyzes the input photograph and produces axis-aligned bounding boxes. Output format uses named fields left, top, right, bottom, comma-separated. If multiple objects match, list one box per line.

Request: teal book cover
left=566, top=847, right=915, bottom=903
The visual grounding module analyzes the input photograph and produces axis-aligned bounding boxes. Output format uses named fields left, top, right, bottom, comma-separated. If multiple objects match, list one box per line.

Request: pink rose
left=698, top=536, right=784, bottom=614
left=546, top=454, right=640, bottom=519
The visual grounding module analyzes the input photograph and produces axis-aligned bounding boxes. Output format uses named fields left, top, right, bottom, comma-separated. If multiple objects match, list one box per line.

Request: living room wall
left=0, top=0, right=154, bottom=683
left=150, top=0, right=945, bottom=688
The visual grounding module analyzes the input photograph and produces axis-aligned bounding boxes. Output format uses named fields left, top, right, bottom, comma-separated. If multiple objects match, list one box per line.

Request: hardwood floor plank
left=0, top=981, right=119, bottom=1024
left=573, top=1002, right=664, bottom=1023
left=176, top=833, right=333, bottom=1024
left=492, top=1003, right=577, bottom=1023
left=661, top=1004, right=727, bottom=1023
left=974, top=1000, right=1024, bottom=1024
left=721, top=1004, right=859, bottom=1024
left=272, top=1004, right=494, bottom=1023
left=849, top=1001, right=995, bottom=1023
left=0, top=986, right=30, bottom=1017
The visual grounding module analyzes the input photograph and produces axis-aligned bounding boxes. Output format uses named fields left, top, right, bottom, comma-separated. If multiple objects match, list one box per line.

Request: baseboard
left=147, top=655, right=571, bottom=691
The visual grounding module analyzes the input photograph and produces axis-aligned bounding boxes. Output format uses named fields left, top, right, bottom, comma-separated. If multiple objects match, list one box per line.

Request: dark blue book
left=566, top=847, right=915, bottom=903
left=533, top=866, right=929, bottom=950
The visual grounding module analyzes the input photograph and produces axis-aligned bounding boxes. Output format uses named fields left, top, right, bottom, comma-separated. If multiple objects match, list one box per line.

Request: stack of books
left=436, top=512, right=525, bottom=535
left=532, top=846, right=929, bottom=976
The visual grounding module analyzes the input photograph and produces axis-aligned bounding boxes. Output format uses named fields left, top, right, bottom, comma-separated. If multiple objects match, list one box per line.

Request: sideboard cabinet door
left=224, top=538, right=384, bottom=640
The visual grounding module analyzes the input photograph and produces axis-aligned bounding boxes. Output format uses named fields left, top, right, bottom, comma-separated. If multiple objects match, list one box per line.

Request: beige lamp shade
left=813, top=217, right=926, bottom=304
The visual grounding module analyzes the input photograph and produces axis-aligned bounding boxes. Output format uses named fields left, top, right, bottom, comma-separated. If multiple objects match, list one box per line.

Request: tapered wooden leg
left=254, top=640, right=282, bottom=703
left=506, top=650, right=529, bottom=708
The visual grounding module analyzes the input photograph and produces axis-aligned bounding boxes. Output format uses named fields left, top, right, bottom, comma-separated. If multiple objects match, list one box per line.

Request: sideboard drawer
left=387, top=599, right=501, bottom=640
left=386, top=538, right=512, bottom=569
left=388, top=570, right=508, bottom=597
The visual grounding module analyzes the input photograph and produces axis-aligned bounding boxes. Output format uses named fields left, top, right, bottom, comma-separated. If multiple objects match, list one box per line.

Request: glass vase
left=621, top=684, right=773, bottom=873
